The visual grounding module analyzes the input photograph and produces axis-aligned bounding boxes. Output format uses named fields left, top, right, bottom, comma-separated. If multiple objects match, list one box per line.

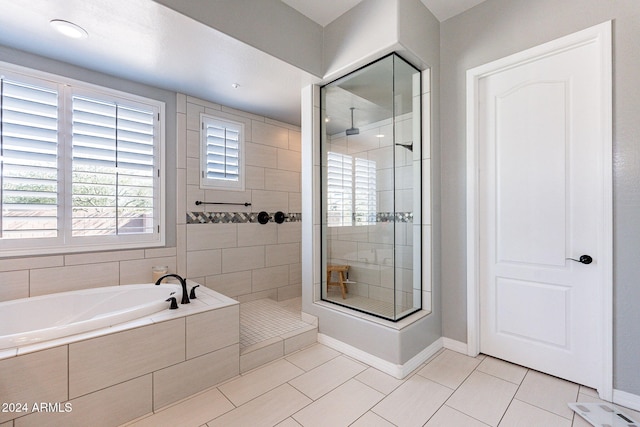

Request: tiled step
left=239, top=298, right=317, bottom=373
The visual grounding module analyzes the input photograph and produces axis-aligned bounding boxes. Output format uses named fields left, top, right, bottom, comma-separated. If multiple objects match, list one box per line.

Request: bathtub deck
left=239, top=297, right=317, bottom=372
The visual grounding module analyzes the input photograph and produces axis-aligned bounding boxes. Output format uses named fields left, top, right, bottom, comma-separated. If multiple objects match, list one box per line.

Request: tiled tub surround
left=176, top=94, right=303, bottom=303
left=0, top=283, right=182, bottom=350
left=0, top=284, right=240, bottom=427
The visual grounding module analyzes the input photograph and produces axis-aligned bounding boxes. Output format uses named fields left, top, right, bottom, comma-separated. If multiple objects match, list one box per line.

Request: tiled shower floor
left=240, top=297, right=311, bottom=349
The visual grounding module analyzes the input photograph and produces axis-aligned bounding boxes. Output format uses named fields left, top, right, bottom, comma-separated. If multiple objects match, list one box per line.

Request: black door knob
left=567, top=255, right=593, bottom=265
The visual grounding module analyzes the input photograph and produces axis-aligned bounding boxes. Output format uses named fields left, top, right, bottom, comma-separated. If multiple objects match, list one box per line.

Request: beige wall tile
left=0, top=255, right=63, bottom=273
left=236, top=289, right=278, bottom=303
left=0, top=270, right=29, bottom=302
left=186, top=305, right=239, bottom=359
left=277, top=149, right=301, bottom=172
left=246, top=142, right=277, bottom=168
left=187, top=157, right=200, bottom=185
left=289, top=130, right=301, bottom=152
left=153, top=344, right=239, bottom=410
left=283, top=328, right=316, bottom=354
left=15, top=375, right=153, bottom=427
left=64, top=250, right=144, bottom=266
left=277, top=222, right=301, bottom=244
left=30, top=262, right=120, bottom=296
left=145, top=247, right=177, bottom=259
left=265, top=169, right=300, bottom=193
left=252, top=265, right=289, bottom=292
left=186, top=128, right=199, bottom=159
left=186, top=249, right=222, bottom=278
left=186, top=184, right=204, bottom=209
left=187, top=224, right=237, bottom=251
left=246, top=165, right=265, bottom=190
left=289, top=263, right=302, bottom=285
left=251, top=121, right=289, bottom=149
left=69, top=319, right=185, bottom=398
left=222, top=246, right=264, bottom=273
left=277, top=284, right=301, bottom=301
left=205, top=271, right=252, bottom=297
left=0, top=346, right=68, bottom=424
left=289, top=193, right=302, bottom=212
left=186, top=102, right=204, bottom=131
left=177, top=224, right=187, bottom=276
left=177, top=93, right=187, bottom=113
left=177, top=168, right=187, bottom=225
left=186, top=96, right=222, bottom=112
left=240, top=340, right=283, bottom=373
left=120, top=256, right=177, bottom=285
left=238, top=223, right=277, bottom=247
left=251, top=190, right=288, bottom=212
left=266, top=243, right=300, bottom=267
left=177, top=111, right=187, bottom=169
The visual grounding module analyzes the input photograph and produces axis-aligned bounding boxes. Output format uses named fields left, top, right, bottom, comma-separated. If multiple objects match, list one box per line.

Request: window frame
left=199, top=114, right=245, bottom=191
left=0, top=62, right=165, bottom=258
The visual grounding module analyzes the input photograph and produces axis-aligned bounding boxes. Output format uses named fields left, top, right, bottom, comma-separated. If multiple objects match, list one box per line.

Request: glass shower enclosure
left=320, top=53, right=422, bottom=321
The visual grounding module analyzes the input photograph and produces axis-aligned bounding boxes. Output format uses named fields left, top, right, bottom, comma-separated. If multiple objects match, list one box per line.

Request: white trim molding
left=317, top=333, right=443, bottom=379
left=466, top=21, right=613, bottom=400
left=442, top=338, right=468, bottom=355
left=613, top=389, right=640, bottom=413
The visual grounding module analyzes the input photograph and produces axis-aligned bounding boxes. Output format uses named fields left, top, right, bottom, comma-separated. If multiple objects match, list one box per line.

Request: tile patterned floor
left=240, top=298, right=310, bottom=349
left=125, top=344, right=640, bottom=427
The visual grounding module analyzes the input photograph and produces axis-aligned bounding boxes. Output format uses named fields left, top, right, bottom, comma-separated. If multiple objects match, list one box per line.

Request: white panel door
left=477, top=29, right=610, bottom=388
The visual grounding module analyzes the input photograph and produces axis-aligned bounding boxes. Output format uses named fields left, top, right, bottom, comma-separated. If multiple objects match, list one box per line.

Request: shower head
left=346, top=107, right=359, bottom=136
left=395, top=142, right=413, bottom=152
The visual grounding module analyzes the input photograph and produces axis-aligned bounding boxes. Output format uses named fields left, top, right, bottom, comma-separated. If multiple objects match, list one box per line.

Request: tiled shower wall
left=325, top=114, right=418, bottom=308
left=0, top=94, right=301, bottom=303
left=176, top=94, right=302, bottom=302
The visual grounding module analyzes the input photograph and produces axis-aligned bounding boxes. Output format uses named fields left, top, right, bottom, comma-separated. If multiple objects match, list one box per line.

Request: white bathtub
left=0, top=283, right=182, bottom=350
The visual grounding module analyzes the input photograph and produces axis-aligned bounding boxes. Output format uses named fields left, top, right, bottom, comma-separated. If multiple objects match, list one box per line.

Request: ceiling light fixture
left=50, top=19, right=88, bottom=39
left=231, top=83, right=240, bottom=89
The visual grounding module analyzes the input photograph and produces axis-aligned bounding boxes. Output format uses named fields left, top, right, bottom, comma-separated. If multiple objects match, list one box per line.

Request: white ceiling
left=281, top=0, right=364, bottom=27
left=281, top=0, right=487, bottom=25
left=0, top=0, right=485, bottom=127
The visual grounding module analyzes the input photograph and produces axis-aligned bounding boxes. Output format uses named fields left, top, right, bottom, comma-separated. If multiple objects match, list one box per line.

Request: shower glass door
left=320, top=53, right=422, bottom=321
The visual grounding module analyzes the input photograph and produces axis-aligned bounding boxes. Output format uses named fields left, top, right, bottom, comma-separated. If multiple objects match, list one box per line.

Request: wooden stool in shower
left=327, top=264, right=349, bottom=299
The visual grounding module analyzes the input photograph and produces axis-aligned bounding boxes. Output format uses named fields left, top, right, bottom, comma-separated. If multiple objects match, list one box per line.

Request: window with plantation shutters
left=0, top=63, right=165, bottom=257
left=71, top=95, right=156, bottom=236
left=326, top=151, right=353, bottom=227
left=326, top=151, right=376, bottom=227
left=0, top=77, right=59, bottom=240
left=200, top=115, right=244, bottom=190
left=354, top=158, right=376, bottom=225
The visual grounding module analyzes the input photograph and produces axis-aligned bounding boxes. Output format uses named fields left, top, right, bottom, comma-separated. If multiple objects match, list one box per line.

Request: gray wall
left=440, top=0, right=640, bottom=394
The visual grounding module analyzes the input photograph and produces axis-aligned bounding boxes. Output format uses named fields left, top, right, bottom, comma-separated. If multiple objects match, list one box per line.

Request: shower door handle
left=566, top=255, right=593, bottom=265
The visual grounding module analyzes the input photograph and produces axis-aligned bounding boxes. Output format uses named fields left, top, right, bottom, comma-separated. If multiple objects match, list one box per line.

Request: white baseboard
left=317, top=333, right=443, bottom=379
left=442, top=337, right=469, bottom=355
left=613, top=389, right=640, bottom=412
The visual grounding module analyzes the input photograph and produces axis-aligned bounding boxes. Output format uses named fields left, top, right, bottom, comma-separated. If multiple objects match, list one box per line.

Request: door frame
left=465, top=21, right=613, bottom=399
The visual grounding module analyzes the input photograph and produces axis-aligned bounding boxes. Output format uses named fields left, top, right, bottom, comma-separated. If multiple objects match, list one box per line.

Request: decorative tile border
left=186, top=212, right=302, bottom=224
left=377, top=212, right=413, bottom=223
left=186, top=211, right=412, bottom=224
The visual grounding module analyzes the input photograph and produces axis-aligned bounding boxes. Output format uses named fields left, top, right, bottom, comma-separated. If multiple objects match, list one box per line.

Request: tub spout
left=155, top=274, right=190, bottom=305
